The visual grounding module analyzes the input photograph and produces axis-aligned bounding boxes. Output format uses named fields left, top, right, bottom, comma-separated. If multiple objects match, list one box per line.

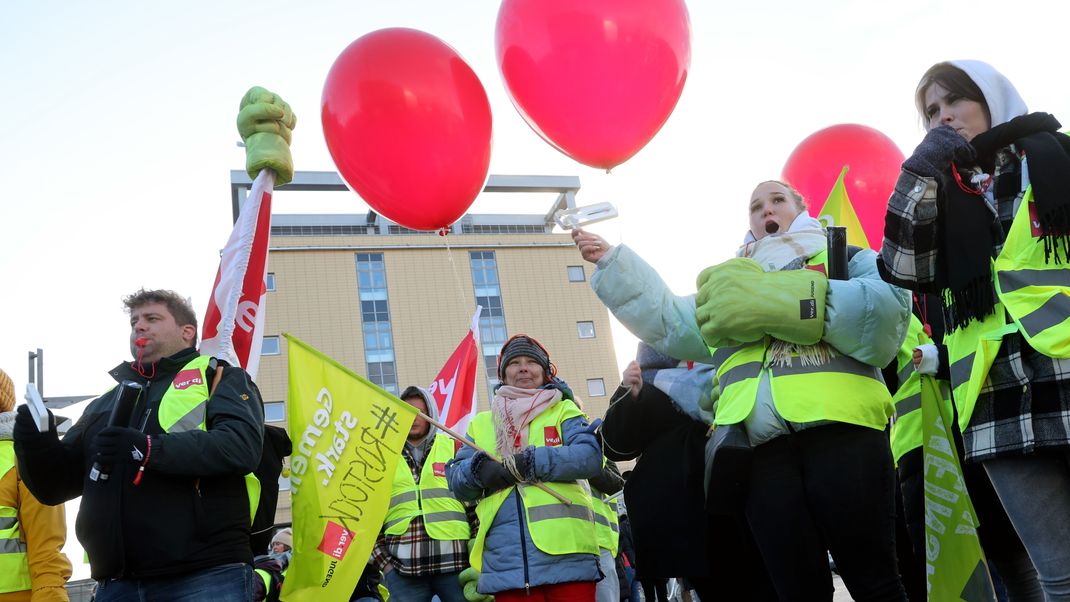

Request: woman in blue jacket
left=446, top=335, right=604, bottom=601
left=573, top=180, right=911, bottom=601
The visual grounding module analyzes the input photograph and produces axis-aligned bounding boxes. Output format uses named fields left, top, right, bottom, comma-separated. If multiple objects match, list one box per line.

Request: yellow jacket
left=0, top=415, right=71, bottom=602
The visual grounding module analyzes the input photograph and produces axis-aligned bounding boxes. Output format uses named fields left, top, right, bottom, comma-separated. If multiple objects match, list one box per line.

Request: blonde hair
left=756, top=180, right=807, bottom=211
left=0, top=369, right=14, bottom=413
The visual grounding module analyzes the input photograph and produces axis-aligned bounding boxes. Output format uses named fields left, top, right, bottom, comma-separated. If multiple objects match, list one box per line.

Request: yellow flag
left=281, top=334, right=417, bottom=602
left=817, top=166, right=871, bottom=249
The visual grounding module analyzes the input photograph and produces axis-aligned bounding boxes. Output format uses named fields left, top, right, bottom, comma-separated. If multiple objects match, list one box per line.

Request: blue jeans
left=96, top=563, right=254, bottom=602
left=984, top=450, right=1070, bottom=601
left=382, top=569, right=467, bottom=602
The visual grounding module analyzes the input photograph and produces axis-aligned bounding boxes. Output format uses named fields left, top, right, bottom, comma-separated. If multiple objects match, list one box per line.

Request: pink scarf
left=491, top=386, right=562, bottom=466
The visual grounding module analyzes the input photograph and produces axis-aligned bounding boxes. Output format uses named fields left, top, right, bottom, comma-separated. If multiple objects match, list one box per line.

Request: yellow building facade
left=244, top=173, right=622, bottom=524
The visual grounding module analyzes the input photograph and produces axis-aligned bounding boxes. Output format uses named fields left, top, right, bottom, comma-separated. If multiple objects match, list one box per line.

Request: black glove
left=510, top=447, right=536, bottom=482
left=902, top=125, right=977, bottom=177
left=13, top=404, right=58, bottom=447
left=91, top=426, right=151, bottom=467
left=473, top=452, right=516, bottom=493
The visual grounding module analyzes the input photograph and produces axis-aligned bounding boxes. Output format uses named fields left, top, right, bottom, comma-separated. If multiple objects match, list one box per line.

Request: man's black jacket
left=15, top=347, right=265, bottom=580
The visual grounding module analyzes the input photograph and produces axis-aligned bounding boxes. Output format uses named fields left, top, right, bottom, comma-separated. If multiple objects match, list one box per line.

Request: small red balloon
left=322, top=28, right=493, bottom=231
left=496, top=0, right=691, bottom=170
left=782, top=124, right=905, bottom=249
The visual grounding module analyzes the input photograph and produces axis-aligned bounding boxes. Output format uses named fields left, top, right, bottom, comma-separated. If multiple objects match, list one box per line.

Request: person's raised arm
left=574, top=229, right=711, bottom=361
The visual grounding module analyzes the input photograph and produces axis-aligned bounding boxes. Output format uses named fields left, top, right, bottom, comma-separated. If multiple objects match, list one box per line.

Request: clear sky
left=4, top=0, right=1069, bottom=400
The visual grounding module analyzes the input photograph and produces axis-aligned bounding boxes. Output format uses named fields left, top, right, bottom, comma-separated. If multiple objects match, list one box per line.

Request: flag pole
left=417, top=411, right=573, bottom=506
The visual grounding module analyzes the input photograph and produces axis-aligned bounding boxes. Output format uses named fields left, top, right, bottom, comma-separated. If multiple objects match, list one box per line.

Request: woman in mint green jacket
left=573, top=180, right=911, bottom=601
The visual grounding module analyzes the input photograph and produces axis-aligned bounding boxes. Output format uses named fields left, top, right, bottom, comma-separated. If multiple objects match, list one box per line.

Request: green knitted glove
left=459, top=567, right=494, bottom=602
left=696, top=258, right=828, bottom=348
left=695, top=258, right=767, bottom=348
left=237, top=86, right=296, bottom=185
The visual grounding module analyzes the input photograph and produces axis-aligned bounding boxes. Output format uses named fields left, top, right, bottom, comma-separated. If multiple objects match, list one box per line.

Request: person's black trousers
left=744, top=422, right=907, bottom=602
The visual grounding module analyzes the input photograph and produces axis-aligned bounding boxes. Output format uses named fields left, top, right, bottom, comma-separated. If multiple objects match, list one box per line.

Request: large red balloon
left=496, top=0, right=691, bottom=170
left=322, top=28, right=493, bottom=231
left=782, top=124, right=905, bottom=249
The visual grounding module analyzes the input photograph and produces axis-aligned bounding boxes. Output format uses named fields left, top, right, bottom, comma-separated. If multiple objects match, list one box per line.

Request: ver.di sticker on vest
left=172, top=368, right=204, bottom=391
left=544, top=426, right=562, bottom=446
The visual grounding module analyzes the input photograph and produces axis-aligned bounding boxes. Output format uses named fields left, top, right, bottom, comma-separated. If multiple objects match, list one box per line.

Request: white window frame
left=587, top=378, right=606, bottom=397
left=577, top=321, right=596, bottom=339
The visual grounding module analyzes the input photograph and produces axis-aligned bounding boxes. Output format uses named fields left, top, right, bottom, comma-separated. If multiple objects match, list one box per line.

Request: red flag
left=200, top=170, right=274, bottom=379
left=429, top=307, right=482, bottom=433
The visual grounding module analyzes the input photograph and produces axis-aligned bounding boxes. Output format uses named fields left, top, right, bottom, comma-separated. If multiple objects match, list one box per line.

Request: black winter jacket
left=15, top=347, right=265, bottom=580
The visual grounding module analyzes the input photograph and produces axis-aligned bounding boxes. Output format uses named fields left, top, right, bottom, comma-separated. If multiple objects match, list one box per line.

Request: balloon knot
left=438, top=227, right=451, bottom=237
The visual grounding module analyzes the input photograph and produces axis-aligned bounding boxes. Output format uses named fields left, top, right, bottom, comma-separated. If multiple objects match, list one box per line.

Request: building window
left=266, top=272, right=276, bottom=292
left=567, top=265, right=586, bottom=282
left=587, top=378, right=606, bottom=397
left=264, top=401, right=286, bottom=422
left=470, top=251, right=508, bottom=399
left=577, top=321, right=596, bottom=339
left=262, top=336, right=281, bottom=355
left=356, top=253, right=398, bottom=394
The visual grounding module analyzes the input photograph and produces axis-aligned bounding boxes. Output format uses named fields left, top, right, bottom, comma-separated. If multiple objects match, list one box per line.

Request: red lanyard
left=913, top=293, right=933, bottom=338
left=951, top=164, right=991, bottom=196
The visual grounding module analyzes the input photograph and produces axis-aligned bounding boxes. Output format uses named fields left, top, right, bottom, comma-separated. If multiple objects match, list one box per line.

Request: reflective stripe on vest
left=467, top=400, right=598, bottom=572
left=714, top=340, right=892, bottom=428
left=890, top=316, right=928, bottom=463
left=383, top=434, right=470, bottom=540
left=0, top=441, right=32, bottom=594
left=254, top=568, right=272, bottom=597
left=710, top=251, right=894, bottom=429
left=992, top=173, right=1070, bottom=358
left=591, top=494, right=620, bottom=554
left=157, top=355, right=260, bottom=523
left=944, top=302, right=1020, bottom=432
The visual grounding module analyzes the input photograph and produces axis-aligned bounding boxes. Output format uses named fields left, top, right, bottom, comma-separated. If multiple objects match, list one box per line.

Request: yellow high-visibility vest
left=466, top=400, right=598, bottom=572
left=383, top=433, right=470, bottom=541
left=947, top=171, right=1070, bottom=431
left=0, top=441, right=31, bottom=594
left=158, top=355, right=260, bottom=523
left=890, top=316, right=929, bottom=464
left=711, top=252, right=894, bottom=430
left=591, top=492, right=620, bottom=555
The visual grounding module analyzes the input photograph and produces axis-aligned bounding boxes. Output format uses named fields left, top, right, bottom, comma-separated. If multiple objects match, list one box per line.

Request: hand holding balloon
left=621, top=360, right=642, bottom=400
left=572, top=228, right=613, bottom=264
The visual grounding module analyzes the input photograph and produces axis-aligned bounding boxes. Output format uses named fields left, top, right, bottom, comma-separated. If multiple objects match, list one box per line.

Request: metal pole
left=27, top=349, right=43, bottom=396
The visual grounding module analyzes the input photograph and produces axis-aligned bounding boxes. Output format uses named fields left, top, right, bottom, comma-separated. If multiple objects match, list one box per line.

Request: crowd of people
left=2, top=57, right=1069, bottom=602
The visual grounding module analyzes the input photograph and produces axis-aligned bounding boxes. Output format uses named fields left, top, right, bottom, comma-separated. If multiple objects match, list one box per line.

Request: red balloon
left=496, top=0, right=691, bottom=170
left=781, top=124, right=905, bottom=249
left=322, top=28, right=493, bottom=231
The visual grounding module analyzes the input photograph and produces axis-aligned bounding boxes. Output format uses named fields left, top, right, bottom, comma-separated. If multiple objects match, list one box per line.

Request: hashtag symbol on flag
left=371, top=404, right=400, bottom=438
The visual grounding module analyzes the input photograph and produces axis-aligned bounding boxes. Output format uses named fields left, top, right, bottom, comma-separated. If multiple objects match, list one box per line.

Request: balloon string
left=442, top=235, right=469, bottom=314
